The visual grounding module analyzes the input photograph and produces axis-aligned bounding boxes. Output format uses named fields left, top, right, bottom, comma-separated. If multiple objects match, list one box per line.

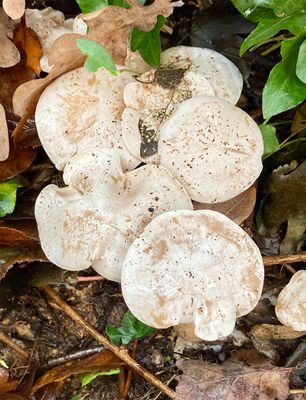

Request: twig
left=123, top=339, right=138, bottom=399
left=289, top=389, right=306, bottom=394
left=41, top=286, right=176, bottom=400
left=0, top=331, right=29, bottom=359
left=263, top=253, right=306, bottom=266
left=118, top=367, right=126, bottom=399
left=77, top=276, right=105, bottom=282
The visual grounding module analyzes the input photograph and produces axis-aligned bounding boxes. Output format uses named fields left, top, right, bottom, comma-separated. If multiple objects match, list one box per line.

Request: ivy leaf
left=80, top=369, right=120, bottom=387
left=0, top=178, right=22, bottom=218
left=263, top=35, right=306, bottom=119
left=231, top=0, right=274, bottom=21
left=240, top=12, right=306, bottom=55
left=131, top=15, right=165, bottom=67
left=106, top=310, right=156, bottom=345
left=76, top=0, right=108, bottom=13
left=296, top=39, right=306, bottom=83
left=259, top=124, right=280, bottom=155
left=76, top=38, right=118, bottom=75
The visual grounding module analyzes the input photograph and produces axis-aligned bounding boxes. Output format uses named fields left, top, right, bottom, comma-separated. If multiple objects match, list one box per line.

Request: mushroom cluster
left=35, top=45, right=265, bottom=340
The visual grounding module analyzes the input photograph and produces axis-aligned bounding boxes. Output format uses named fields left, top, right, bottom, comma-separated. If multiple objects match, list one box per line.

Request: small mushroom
left=160, top=46, right=243, bottom=105
left=25, top=8, right=87, bottom=72
left=121, top=209, right=264, bottom=341
left=124, top=95, right=263, bottom=203
left=35, top=66, right=140, bottom=171
left=275, top=270, right=306, bottom=331
left=35, top=149, right=192, bottom=282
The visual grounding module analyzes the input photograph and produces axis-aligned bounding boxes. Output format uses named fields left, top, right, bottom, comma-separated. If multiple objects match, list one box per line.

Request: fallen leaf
left=251, top=324, right=306, bottom=340
left=176, top=358, right=291, bottom=400
left=0, top=146, right=36, bottom=182
left=0, top=380, right=18, bottom=395
left=280, top=215, right=306, bottom=253
left=13, top=0, right=174, bottom=117
left=3, top=0, right=25, bottom=20
left=0, top=367, right=9, bottom=386
left=0, top=219, right=39, bottom=246
left=292, top=102, right=306, bottom=134
left=34, top=382, right=64, bottom=400
left=0, top=178, right=22, bottom=218
left=0, top=26, right=20, bottom=68
left=193, top=186, right=256, bottom=225
left=0, top=103, right=9, bottom=161
left=13, top=18, right=43, bottom=76
left=31, top=351, right=124, bottom=394
left=0, top=245, right=46, bottom=281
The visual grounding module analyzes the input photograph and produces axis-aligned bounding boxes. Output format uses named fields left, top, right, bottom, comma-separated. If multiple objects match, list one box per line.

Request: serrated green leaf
left=0, top=178, right=22, bottom=218
left=76, top=38, right=118, bottom=75
left=259, top=124, right=280, bottom=155
left=296, top=39, right=306, bottom=83
left=106, top=310, right=156, bottom=345
left=76, top=0, right=108, bottom=13
left=80, top=369, right=120, bottom=387
left=263, top=36, right=306, bottom=119
left=240, top=13, right=306, bottom=55
left=131, top=15, right=165, bottom=67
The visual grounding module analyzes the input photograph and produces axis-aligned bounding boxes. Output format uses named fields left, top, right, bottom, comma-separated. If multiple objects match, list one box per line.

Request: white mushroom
left=25, top=8, right=87, bottom=72
left=122, top=68, right=215, bottom=162
left=0, top=103, right=9, bottom=161
left=161, top=46, right=243, bottom=105
left=35, top=66, right=140, bottom=171
left=35, top=149, right=192, bottom=282
left=124, top=95, right=263, bottom=203
left=121, top=209, right=264, bottom=341
left=275, top=270, right=306, bottom=331
left=0, top=9, right=20, bottom=68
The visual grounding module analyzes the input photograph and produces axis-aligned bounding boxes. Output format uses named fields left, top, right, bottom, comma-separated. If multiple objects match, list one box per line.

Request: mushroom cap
left=122, top=69, right=215, bottom=163
left=35, top=66, right=140, bottom=171
left=121, top=209, right=264, bottom=341
left=157, top=96, right=263, bottom=202
left=0, top=103, right=9, bottom=161
left=161, top=46, right=243, bottom=105
left=25, top=8, right=86, bottom=72
left=275, top=270, right=306, bottom=331
left=35, top=149, right=192, bottom=282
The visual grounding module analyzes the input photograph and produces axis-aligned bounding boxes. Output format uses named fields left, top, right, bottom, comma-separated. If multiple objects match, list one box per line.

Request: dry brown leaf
left=3, top=0, right=25, bottom=20
left=13, top=1, right=173, bottom=117
left=193, top=186, right=256, bottom=225
left=0, top=103, right=9, bottom=161
left=31, top=350, right=124, bottom=394
left=176, top=358, right=291, bottom=400
left=0, top=29, right=20, bottom=68
left=0, top=146, right=36, bottom=181
left=0, top=219, right=39, bottom=246
left=292, top=102, right=306, bottom=134
left=13, top=18, right=43, bottom=76
left=0, top=245, right=47, bottom=281
left=0, top=380, right=18, bottom=395
left=251, top=324, right=306, bottom=340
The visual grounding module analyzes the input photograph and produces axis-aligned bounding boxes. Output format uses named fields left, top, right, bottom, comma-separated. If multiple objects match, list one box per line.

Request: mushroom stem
left=41, top=286, right=176, bottom=400
left=263, top=253, right=306, bottom=266
left=0, top=331, right=29, bottom=359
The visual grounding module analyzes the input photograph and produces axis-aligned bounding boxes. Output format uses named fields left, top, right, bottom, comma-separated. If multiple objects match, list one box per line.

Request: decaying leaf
left=251, top=324, right=306, bottom=340
left=0, top=146, right=36, bottom=182
left=13, top=0, right=174, bottom=117
left=13, top=18, right=43, bottom=76
left=193, top=186, right=256, bottom=225
left=31, top=350, right=124, bottom=394
left=0, top=25, right=20, bottom=68
left=176, top=358, right=291, bottom=400
left=0, top=380, right=19, bottom=395
left=0, top=219, right=39, bottom=246
left=0, top=103, right=9, bottom=161
left=3, top=0, right=25, bottom=20
left=0, top=245, right=46, bottom=281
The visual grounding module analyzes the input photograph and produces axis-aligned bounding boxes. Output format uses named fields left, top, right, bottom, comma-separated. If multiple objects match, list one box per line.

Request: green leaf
left=109, top=0, right=128, bottom=7
left=70, top=395, right=82, bottom=400
left=131, top=15, right=165, bottom=67
left=296, top=39, right=306, bottom=83
left=76, top=0, right=108, bottom=13
left=231, top=0, right=274, bottom=21
left=263, top=36, right=306, bottom=119
left=76, top=38, right=118, bottom=75
left=106, top=310, right=156, bottom=345
left=80, top=369, right=120, bottom=387
left=271, top=0, right=306, bottom=16
left=0, top=358, right=8, bottom=369
left=240, top=12, right=306, bottom=55
left=259, top=124, right=280, bottom=155
left=0, top=178, right=22, bottom=218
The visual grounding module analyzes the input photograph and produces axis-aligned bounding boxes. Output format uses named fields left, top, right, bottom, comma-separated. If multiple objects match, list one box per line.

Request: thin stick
left=289, top=389, right=306, bottom=394
left=41, top=286, right=176, bottom=400
left=118, top=367, right=126, bottom=399
left=77, top=276, right=105, bottom=282
left=123, top=339, right=138, bottom=399
left=263, top=253, right=306, bottom=266
left=0, top=331, right=29, bottom=359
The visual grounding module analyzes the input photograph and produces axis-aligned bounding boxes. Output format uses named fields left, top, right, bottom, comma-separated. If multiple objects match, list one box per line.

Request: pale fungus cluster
left=31, top=37, right=273, bottom=341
